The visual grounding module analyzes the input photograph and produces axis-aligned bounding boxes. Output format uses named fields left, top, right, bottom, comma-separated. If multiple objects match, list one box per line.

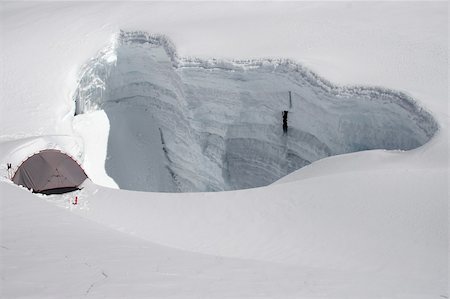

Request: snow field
left=0, top=2, right=447, bottom=298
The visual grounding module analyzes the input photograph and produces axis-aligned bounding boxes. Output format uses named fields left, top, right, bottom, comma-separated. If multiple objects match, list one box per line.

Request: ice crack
left=73, top=31, right=438, bottom=192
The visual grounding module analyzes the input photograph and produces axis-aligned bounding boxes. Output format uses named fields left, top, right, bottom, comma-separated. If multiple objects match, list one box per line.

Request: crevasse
left=74, top=31, right=438, bottom=192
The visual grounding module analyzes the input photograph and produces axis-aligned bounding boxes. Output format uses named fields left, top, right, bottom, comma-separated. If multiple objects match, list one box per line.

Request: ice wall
left=74, top=31, right=438, bottom=192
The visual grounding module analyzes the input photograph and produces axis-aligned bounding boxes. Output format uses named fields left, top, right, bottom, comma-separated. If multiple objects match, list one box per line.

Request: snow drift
left=74, top=31, right=438, bottom=192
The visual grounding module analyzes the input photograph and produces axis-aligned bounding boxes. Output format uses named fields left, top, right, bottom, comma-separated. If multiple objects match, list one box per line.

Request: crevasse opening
left=74, top=31, right=438, bottom=192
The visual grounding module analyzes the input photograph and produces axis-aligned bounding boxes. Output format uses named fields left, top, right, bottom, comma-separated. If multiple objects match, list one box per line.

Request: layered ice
left=74, top=31, right=438, bottom=192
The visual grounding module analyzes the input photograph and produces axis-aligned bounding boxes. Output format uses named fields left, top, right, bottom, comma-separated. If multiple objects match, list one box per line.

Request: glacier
left=74, top=31, right=438, bottom=192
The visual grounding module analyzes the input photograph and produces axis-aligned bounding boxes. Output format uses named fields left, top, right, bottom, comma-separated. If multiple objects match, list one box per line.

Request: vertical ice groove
left=73, top=31, right=438, bottom=192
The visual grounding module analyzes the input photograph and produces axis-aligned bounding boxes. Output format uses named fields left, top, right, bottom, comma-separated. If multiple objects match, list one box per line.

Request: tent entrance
left=36, top=187, right=82, bottom=195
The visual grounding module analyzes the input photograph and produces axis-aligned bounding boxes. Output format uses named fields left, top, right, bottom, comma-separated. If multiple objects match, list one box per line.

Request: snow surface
left=0, top=2, right=448, bottom=298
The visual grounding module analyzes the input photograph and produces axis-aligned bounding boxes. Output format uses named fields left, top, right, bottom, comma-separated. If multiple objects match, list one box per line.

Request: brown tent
left=12, top=149, right=88, bottom=194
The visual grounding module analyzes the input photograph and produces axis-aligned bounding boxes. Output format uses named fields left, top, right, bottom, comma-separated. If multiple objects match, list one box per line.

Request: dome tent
left=12, top=149, right=88, bottom=195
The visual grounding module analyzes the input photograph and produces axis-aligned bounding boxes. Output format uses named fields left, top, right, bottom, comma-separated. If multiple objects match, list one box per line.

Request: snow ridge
left=118, top=30, right=179, bottom=67
left=73, top=31, right=438, bottom=192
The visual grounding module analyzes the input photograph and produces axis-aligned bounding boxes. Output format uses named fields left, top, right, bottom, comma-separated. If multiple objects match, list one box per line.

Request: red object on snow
left=74, top=196, right=78, bottom=205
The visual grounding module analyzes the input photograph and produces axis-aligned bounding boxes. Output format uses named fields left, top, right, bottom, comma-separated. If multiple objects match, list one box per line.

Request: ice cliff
left=74, top=31, right=438, bottom=192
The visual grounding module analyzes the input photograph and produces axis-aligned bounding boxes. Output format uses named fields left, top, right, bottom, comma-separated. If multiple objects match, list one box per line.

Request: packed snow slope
left=0, top=2, right=448, bottom=299
left=75, top=31, right=437, bottom=192
left=1, top=152, right=447, bottom=298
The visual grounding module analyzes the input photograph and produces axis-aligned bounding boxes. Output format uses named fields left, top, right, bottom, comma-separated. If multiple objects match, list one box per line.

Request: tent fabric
left=12, top=149, right=88, bottom=194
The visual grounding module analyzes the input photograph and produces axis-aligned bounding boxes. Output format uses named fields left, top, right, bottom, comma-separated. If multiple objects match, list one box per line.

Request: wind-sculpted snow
left=74, top=31, right=438, bottom=192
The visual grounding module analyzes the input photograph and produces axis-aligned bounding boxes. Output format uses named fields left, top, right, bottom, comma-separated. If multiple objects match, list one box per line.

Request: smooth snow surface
left=0, top=2, right=447, bottom=299
left=75, top=31, right=437, bottom=192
